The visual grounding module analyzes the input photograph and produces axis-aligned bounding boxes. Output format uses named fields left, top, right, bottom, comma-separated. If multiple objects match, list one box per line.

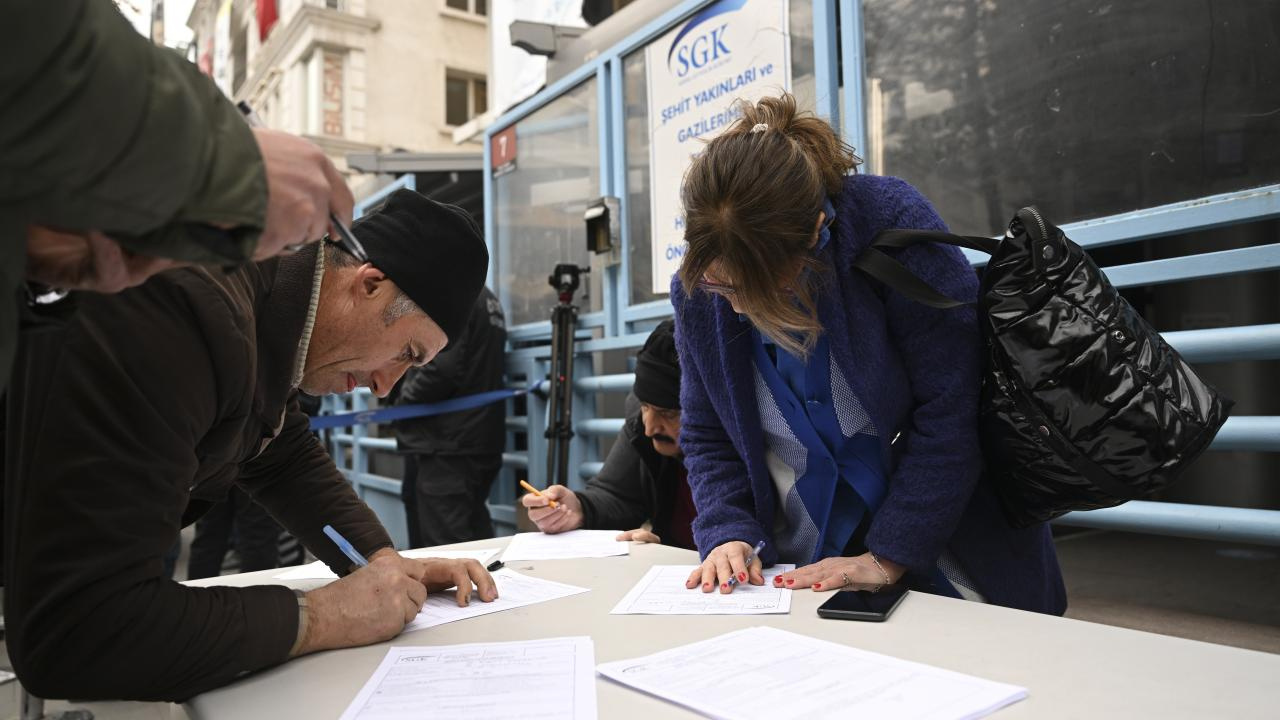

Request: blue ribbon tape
left=309, top=381, right=541, bottom=430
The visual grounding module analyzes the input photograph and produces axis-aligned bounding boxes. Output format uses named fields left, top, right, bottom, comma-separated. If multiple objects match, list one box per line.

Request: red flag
left=257, top=0, right=278, bottom=41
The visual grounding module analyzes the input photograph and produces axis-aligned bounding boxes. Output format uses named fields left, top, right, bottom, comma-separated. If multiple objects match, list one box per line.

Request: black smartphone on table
left=816, top=584, right=909, bottom=622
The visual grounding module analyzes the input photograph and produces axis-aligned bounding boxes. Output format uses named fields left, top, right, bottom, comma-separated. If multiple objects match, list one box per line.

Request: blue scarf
left=753, top=331, right=887, bottom=563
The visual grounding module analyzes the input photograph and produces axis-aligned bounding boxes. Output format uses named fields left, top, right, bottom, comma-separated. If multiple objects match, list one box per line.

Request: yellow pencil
left=519, top=479, right=560, bottom=509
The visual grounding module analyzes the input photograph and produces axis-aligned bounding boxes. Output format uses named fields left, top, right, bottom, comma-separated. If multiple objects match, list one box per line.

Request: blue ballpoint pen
left=726, top=539, right=767, bottom=588
left=323, top=524, right=370, bottom=569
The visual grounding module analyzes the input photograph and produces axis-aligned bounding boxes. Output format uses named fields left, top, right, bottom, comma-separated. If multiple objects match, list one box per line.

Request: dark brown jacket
left=3, top=245, right=392, bottom=702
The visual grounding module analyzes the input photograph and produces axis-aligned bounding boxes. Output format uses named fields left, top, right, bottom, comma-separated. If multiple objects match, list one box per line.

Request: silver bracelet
left=289, top=588, right=309, bottom=657
left=869, top=552, right=891, bottom=590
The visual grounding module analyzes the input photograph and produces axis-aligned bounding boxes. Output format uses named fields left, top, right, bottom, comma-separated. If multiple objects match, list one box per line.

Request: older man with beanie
left=522, top=320, right=697, bottom=550
left=3, top=189, right=496, bottom=702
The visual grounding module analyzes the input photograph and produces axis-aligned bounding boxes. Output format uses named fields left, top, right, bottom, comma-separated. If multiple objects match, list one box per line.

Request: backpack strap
left=852, top=229, right=999, bottom=309
left=871, top=229, right=1001, bottom=255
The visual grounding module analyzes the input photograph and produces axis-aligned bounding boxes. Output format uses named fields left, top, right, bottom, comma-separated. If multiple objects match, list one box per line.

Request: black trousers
left=402, top=453, right=502, bottom=548
left=187, top=487, right=281, bottom=579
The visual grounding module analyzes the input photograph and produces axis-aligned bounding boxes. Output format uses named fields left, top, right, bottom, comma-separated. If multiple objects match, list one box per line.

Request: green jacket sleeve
left=0, top=0, right=266, bottom=264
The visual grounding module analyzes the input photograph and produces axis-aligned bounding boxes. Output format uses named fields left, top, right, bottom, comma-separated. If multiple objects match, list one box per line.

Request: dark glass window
left=493, top=79, right=599, bottom=325
left=863, top=0, right=1280, bottom=235
left=445, top=76, right=469, bottom=126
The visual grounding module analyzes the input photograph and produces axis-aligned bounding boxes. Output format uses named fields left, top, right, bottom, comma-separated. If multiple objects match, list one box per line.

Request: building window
left=445, top=72, right=487, bottom=126
left=321, top=51, right=345, bottom=136
left=304, top=50, right=345, bottom=137
left=445, top=0, right=486, bottom=17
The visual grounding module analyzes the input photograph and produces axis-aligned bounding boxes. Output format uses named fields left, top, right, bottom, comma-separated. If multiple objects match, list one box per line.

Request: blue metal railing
left=321, top=240, right=1280, bottom=548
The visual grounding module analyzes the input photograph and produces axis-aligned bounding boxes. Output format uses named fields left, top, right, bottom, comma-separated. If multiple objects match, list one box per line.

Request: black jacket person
left=3, top=190, right=496, bottom=702
left=394, top=286, right=507, bottom=547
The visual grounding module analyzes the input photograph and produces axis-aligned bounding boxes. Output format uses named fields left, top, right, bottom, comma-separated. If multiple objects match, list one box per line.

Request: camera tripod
left=544, top=264, right=589, bottom=487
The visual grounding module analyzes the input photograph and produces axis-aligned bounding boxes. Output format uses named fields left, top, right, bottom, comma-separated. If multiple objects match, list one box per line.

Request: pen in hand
left=519, top=479, right=560, bottom=509
left=727, top=539, right=767, bottom=588
left=323, top=524, right=369, bottom=569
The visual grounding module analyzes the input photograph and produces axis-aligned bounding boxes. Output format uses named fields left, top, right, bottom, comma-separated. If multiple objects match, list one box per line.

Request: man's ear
left=356, top=263, right=389, bottom=299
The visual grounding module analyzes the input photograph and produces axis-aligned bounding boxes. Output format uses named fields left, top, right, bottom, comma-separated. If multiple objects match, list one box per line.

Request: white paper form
left=501, top=529, right=630, bottom=561
left=404, top=568, right=589, bottom=633
left=339, top=637, right=597, bottom=720
left=272, top=548, right=499, bottom=581
left=597, top=626, right=1028, bottom=720
left=610, top=565, right=796, bottom=615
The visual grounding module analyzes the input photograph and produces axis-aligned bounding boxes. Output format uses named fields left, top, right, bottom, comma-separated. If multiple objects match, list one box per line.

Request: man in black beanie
left=4, top=189, right=497, bottom=702
left=520, top=320, right=698, bottom=550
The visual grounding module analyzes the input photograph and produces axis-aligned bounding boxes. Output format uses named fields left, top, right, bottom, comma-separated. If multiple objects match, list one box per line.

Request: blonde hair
left=678, top=93, right=858, bottom=358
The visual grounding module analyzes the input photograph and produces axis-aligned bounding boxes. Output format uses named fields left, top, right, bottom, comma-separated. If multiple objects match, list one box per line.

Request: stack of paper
left=404, top=568, right=588, bottom=633
left=610, top=564, right=796, bottom=615
left=501, top=529, right=630, bottom=561
left=597, top=626, right=1028, bottom=720
left=341, top=637, right=597, bottom=720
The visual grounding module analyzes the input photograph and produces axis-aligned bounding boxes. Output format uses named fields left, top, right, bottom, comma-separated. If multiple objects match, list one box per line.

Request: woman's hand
left=685, top=540, right=765, bottom=594
left=773, top=552, right=906, bottom=592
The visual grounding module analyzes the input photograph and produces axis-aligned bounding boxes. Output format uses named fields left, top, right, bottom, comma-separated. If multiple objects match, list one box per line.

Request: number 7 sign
left=490, top=126, right=517, bottom=178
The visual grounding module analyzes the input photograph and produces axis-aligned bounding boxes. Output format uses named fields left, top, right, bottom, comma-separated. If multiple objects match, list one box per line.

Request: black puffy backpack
left=854, top=207, right=1233, bottom=527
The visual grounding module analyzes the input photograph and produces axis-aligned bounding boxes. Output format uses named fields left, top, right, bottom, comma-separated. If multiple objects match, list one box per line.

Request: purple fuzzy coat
left=672, top=174, right=1067, bottom=615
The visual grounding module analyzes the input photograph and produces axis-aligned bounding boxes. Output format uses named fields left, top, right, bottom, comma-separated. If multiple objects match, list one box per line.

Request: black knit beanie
left=633, top=320, right=681, bottom=410
left=351, top=189, right=488, bottom=342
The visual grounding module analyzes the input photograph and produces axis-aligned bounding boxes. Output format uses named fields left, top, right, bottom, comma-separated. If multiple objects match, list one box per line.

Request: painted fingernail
left=813, top=583, right=822, bottom=589
left=738, top=572, right=746, bottom=582
left=721, top=583, right=729, bottom=590
left=786, top=578, right=795, bottom=585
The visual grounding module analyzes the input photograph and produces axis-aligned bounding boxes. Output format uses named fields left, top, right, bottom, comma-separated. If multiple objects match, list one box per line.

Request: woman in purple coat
left=672, top=93, right=1066, bottom=614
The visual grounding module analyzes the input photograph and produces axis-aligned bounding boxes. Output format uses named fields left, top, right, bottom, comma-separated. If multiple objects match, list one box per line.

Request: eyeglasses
left=696, top=207, right=830, bottom=298
left=696, top=273, right=737, bottom=296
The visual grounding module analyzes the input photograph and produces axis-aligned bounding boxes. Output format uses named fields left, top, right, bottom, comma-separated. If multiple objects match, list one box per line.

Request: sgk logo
left=666, top=0, right=746, bottom=78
